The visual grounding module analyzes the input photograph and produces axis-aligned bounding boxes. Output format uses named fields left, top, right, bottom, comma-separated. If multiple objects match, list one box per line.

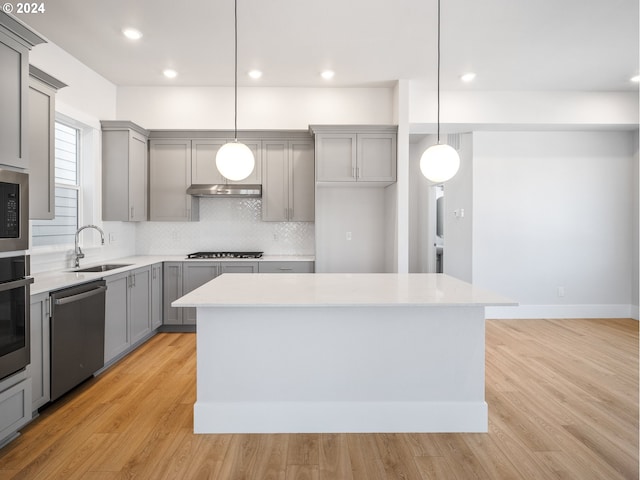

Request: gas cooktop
left=186, top=251, right=264, bottom=259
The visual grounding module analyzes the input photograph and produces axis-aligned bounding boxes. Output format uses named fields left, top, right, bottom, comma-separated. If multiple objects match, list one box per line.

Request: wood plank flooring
left=0, top=318, right=637, bottom=479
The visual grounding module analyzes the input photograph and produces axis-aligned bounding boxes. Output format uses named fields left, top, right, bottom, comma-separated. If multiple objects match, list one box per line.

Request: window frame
left=30, top=113, right=98, bottom=252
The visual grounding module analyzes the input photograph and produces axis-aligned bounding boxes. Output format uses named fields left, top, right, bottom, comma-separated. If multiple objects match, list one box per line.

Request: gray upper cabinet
left=262, top=139, right=314, bottom=222
left=149, top=139, right=199, bottom=221
left=311, top=126, right=397, bottom=185
left=28, top=67, right=66, bottom=220
left=102, top=121, right=149, bottom=222
left=192, top=139, right=262, bottom=185
left=0, top=13, right=46, bottom=169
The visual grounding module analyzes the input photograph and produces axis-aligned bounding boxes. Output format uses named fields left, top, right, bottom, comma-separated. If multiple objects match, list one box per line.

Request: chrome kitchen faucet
left=74, top=225, right=105, bottom=268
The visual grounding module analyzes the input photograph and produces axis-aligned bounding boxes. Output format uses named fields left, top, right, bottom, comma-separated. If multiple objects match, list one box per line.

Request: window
left=31, top=122, right=80, bottom=246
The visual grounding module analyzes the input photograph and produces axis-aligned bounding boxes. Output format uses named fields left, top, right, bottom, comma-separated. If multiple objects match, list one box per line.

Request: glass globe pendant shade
left=420, top=143, right=460, bottom=183
left=216, top=141, right=255, bottom=181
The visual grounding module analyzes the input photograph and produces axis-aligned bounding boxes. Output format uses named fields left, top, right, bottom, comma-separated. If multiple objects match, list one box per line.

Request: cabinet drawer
left=0, top=377, right=32, bottom=442
left=258, top=261, right=314, bottom=273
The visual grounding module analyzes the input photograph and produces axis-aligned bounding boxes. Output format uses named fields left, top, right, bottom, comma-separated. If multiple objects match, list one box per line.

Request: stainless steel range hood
left=186, top=184, right=262, bottom=198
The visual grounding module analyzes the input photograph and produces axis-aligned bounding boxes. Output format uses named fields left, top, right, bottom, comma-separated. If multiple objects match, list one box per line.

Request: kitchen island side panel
left=194, top=305, right=487, bottom=433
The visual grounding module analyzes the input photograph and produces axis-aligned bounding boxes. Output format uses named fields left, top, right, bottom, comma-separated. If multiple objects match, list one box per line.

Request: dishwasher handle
left=53, top=285, right=107, bottom=305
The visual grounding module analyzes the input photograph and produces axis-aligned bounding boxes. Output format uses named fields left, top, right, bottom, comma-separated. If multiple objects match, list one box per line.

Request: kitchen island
left=172, top=273, right=516, bottom=433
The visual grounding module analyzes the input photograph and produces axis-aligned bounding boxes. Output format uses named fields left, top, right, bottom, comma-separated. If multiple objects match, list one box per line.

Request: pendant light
left=420, top=0, right=460, bottom=184
left=216, top=0, right=255, bottom=181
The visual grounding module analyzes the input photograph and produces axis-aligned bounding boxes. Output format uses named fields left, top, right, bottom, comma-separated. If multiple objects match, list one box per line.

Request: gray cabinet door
left=290, top=140, right=315, bottom=222
left=151, top=263, right=163, bottom=330
left=129, top=267, right=151, bottom=345
left=28, top=77, right=55, bottom=219
left=128, top=132, right=148, bottom=221
left=163, top=262, right=183, bottom=325
left=104, top=272, right=130, bottom=363
left=262, top=141, right=288, bottom=221
left=102, top=124, right=149, bottom=221
left=229, top=139, right=262, bottom=185
left=183, top=263, right=221, bottom=324
left=0, top=31, right=28, bottom=169
left=357, top=133, right=397, bottom=182
left=192, top=140, right=226, bottom=184
left=149, top=139, right=197, bottom=221
left=315, top=134, right=356, bottom=182
left=262, top=140, right=314, bottom=222
left=29, top=292, right=50, bottom=410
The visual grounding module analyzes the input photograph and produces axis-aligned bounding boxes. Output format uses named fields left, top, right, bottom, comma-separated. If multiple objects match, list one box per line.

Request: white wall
left=29, top=42, right=117, bottom=126
left=472, top=131, right=637, bottom=319
left=409, top=83, right=639, bottom=129
left=116, top=86, right=395, bottom=129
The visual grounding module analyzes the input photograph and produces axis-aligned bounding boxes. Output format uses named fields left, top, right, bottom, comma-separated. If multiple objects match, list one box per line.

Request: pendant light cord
left=234, top=0, right=238, bottom=141
left=436, top=0, right=441, bottom=144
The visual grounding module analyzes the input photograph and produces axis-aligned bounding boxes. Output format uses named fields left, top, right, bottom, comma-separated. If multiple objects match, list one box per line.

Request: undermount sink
left=73, top=263, right=132, bottom=273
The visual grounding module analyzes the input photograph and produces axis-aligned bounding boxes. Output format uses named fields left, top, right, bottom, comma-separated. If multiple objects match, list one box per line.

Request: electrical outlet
left=557, top=286, right=565, bottom=297
left=108, top=233, right=117, bottom=244
left=346, top=232, right=352, bottom=241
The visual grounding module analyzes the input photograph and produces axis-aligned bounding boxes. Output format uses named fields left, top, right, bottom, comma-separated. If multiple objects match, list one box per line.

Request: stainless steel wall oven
left=0, top=255, right=33, bottom=381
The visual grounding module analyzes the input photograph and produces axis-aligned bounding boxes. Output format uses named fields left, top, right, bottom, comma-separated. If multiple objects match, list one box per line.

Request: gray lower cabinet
left=101, top=121, right=149, bottom=222
left=149, top=139, right=199, bottom=221
left=163, top=262, right=184, bottom=325
left=0, top=369, right=31, bottom=446
left=151, top=263, right=163, bottom=330
left=163, top=261, right=258, bottom=325
left=104, top=266, right=152, bottom=364
left=182, top=263, right=221, bottom=325
left=29, top=292, right=50, bottom=411
left=258, top=261, right=315, bottom=273
left=262, top=140, right=314, bottom=222
left=129, top=267, right=151, bottom=345
left=28, top=67, right=65, bottom=220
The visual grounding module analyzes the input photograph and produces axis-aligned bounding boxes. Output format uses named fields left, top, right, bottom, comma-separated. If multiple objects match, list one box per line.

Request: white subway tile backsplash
left=135, top=198, right=314, bottom=255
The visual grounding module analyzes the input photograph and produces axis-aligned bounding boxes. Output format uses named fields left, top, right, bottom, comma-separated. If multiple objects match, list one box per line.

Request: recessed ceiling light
left=248, top=70, right=262, bottom=79
left=163, top=69, right=178, bottom=79
left=321, top=70, right=335, bottom=80
left=460, top=72, right=476, bottom=82
left=122, top=28, right=143, bottom=40
left=631, top=75, right=640, bottom=83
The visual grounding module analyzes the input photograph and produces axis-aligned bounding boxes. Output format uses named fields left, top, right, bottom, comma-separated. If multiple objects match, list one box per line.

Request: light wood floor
left=0, top=318, right=637, bottom=479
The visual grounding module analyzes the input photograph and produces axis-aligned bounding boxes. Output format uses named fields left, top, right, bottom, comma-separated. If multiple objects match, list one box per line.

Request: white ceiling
left=15, top=0, right=640, bottom=91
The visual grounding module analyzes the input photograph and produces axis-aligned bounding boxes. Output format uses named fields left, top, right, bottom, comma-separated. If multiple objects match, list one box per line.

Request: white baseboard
left=194, top=400, right=488, bottom=433
left=486, top=304, right=638, bottom=320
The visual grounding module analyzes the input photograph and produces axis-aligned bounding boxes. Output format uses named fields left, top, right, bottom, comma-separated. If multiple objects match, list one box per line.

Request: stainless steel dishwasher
left=50, top=280, right=107, bottom=401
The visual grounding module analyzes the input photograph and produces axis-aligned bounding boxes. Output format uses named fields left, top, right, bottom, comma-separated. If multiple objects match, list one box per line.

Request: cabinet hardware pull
left=131, top=206, right=134, bottom=219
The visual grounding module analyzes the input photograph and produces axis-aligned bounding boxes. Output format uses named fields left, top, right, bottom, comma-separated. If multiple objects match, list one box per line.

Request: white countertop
left=172, top=273, right=517, bottom=308
left=30, top=255, right=315, bottom=295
